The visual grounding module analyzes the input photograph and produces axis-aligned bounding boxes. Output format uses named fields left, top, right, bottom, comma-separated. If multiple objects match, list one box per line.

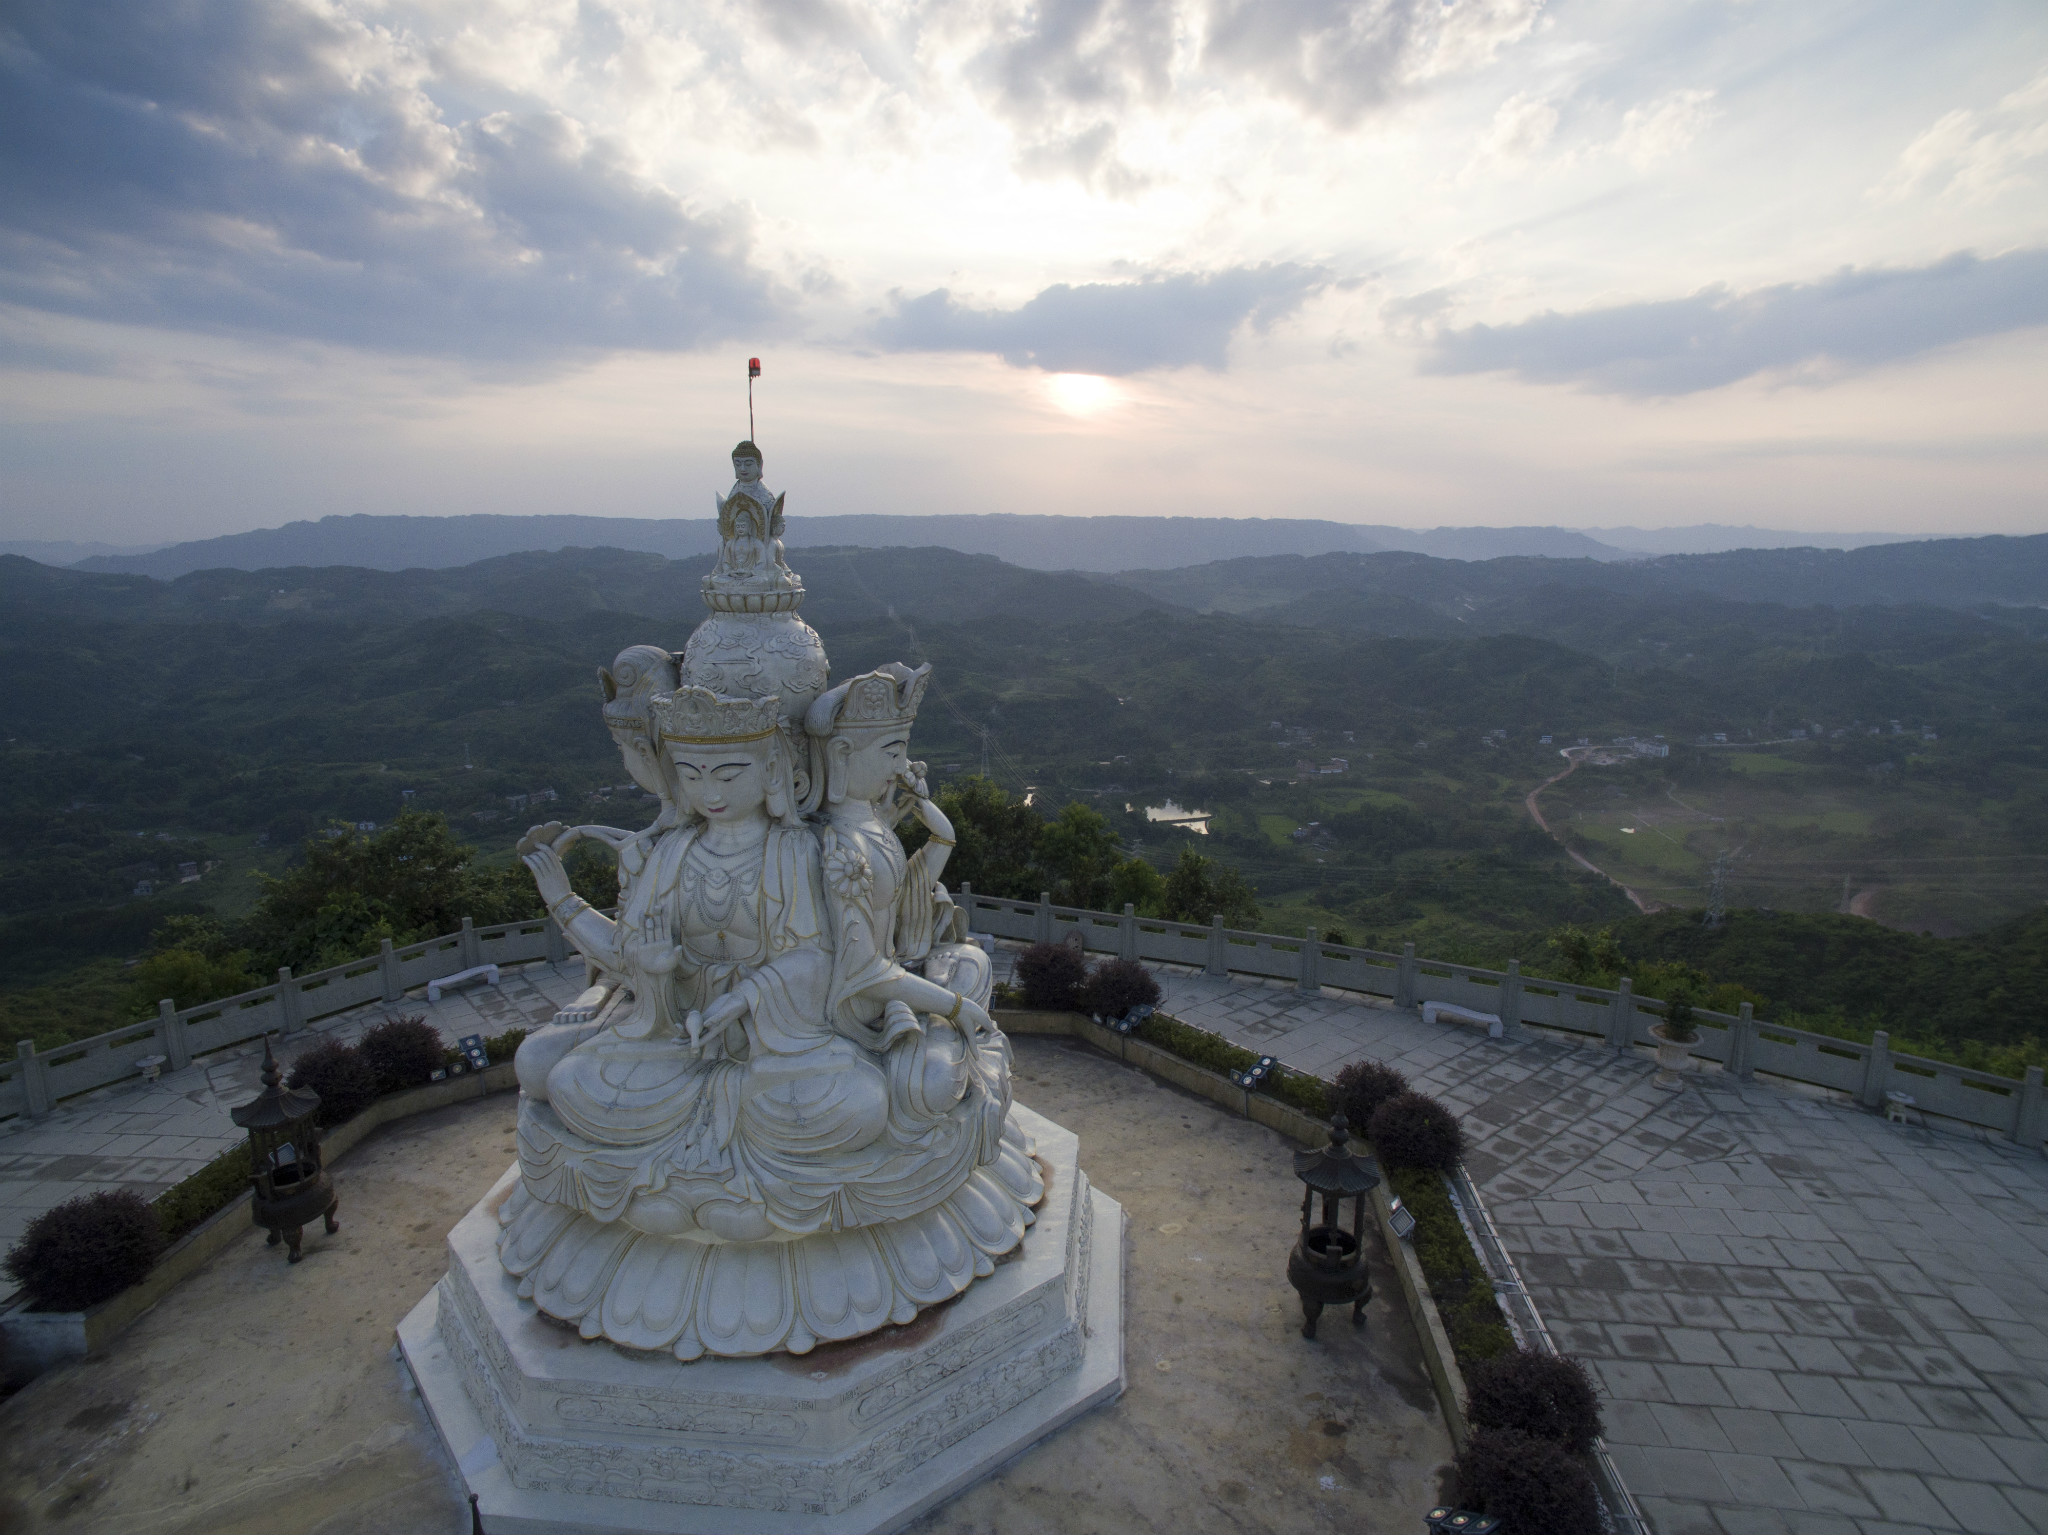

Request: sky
left=1, top=0, right=2045, bottom=546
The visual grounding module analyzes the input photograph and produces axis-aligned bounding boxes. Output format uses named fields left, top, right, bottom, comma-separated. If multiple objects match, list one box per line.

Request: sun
left=1044, top=372, right=1120, bottom=417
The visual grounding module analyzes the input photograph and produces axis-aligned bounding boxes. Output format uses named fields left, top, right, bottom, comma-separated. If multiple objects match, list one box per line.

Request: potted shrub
left=1650, top=983, right=1699, bottom=1089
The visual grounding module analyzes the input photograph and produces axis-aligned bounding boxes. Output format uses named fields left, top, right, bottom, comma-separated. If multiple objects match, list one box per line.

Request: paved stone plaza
left=991, top=950, right=2048, bottom=1535
left=10, top=948, right=2048, bottom=1532
left=0, top=960, right=587, bottom=1251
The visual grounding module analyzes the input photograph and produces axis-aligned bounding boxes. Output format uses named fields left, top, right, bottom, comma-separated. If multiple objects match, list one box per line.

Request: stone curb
left=1, top=1061, right=518, bottom=1386
left=994, top=1008, right=1471, bottom=1442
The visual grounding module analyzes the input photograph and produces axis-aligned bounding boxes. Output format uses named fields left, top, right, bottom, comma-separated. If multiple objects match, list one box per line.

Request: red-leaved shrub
left=286, top=1038, right=380, bottom=1127
left=1465, top=1348, right=1604, bottom=1454
left=1455, top=1428, right=1601, bottom=1535
left=1332, top=1059, right=1408, bottom=1131
left=1367, top=1090, right=1465, bottom=1172
left=1015, top=942, right=1088, bottom=1011
left=358, top=1014, right=446, bottom=1093
left=1076, top=958, right=1162, bottom=1020
left=4, top=1190, right=165, bottom=1311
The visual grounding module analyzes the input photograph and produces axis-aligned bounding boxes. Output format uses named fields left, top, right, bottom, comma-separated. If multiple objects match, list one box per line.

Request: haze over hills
left=58, top=512, right=1935, bottom=580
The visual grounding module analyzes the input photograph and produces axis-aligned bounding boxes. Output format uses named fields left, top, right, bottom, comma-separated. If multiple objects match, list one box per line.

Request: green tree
left=1157, top=847, right=1262, bottom=927
left=1107, top=856, right=1165, bottom=916
left=1037, top=802, right=1125, bottom=909
left=242, top=811, right=538, bottom=971
left=933, top=776, right=1043, bottom=899
left=124, top=915, right=259, bottom=1016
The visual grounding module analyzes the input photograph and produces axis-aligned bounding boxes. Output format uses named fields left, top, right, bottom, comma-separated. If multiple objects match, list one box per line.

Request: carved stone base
left=397, top=1104, right=1125, bottom=1534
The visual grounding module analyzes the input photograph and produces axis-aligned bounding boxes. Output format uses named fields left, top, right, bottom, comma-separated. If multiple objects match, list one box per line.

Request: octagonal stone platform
left=397, top=1103, right=1125, bottom=1534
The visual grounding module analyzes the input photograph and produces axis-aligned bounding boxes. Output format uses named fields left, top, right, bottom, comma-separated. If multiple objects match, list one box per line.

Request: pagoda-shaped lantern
left=1286, top=1113, right=1381, bottom=1338
left=232, top=1036, right=339, bottom=1264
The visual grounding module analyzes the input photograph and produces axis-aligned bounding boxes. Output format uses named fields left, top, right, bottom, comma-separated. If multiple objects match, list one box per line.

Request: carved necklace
left=685, top=839, right=760, bottom=929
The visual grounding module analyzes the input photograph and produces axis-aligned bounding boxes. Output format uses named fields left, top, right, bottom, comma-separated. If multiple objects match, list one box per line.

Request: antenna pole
left=746, top=356, right=762, bottom=442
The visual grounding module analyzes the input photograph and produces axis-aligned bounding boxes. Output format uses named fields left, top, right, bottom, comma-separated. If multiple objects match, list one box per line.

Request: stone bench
left=427, top=964, right=499, bottom=1003
left=1422, top=1001, right=1504, bottom=1039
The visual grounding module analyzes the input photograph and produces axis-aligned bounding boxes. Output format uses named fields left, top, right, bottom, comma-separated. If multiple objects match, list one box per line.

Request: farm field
left=1537, top=746, right=2048, bottom=936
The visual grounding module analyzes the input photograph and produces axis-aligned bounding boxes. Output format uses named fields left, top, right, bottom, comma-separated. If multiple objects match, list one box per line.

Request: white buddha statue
left=502, top=683, right=1039, bottom=1356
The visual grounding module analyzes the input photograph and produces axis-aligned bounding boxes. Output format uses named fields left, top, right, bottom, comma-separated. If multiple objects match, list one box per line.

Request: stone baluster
left=379, top=937, right=402, bottom=1002
left=1034, top=891, right=1053, bottom=945
left=277, top=967, right=303, bottom=1035
left=16, top=1039, right=52, bottom=1119
left=1608, top=978, right=1634, bottom=1050
left=545, top=916, right=568, bottom=965
left=1298, top=927, right=1321, bottom=995
left=1498, top=960, right=1523, bottom=1034
left=2017, top=1066, right=2046, bottom=1156
left=1119, top=904, right=1139, bottom=962
left=1206, top=915, right=1228, bottom=977
left=1397, top=942, right=1418, bottom=1010
left=460, top=915, right=482, bottom=970
left=1729, top=1002, right=1756, bottom=1080
left=1859, top=1030, right=1892, bottom=1109
left=157, top=997, right=192, bottom=1072
left=957, top=881, right=976, bottom=933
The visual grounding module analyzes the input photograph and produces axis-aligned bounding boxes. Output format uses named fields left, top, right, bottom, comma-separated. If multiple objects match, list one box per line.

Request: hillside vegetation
left=3, top=536, right=2044, bottom=1070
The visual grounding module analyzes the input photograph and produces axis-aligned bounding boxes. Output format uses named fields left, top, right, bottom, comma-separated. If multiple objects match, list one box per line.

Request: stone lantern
left=232, top=1036, right=339, bottom=1263
left=1286, top=1113, right=1380, bottom=1338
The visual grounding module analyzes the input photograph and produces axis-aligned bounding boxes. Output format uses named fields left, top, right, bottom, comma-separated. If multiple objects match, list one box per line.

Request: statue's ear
left=598, top=667, right=617, bottom=703
left=825, top=736, right=850, bottom=805
left=764, top=750, right=791, bottom=821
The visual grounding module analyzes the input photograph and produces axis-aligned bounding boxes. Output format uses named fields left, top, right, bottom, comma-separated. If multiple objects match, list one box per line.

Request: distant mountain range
left=48, top=512, right=1933, bottom=579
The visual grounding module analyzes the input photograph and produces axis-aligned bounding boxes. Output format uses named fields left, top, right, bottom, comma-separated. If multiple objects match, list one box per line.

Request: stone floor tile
left=1709, top=1407, right=1789, bottom=1456
left=1628, top=1446, right=1735, bottom=1502
left=1993, top=1482, right=2048, bottom=1531
left=1784, top=1461, right=1882, bottom=1517
left=1720, top=1332, right=1795, bottom=1372
left=1909, top=1425, right=2015, bottom=1482
left=1838, top=1378, right=1932, bottom=1427
left=1842, top=1420, right=1943, bottom=1475
left=1660, top=1364, right=1739, bottom=1408
left=1714, top=1368, right=1799, bottom=1413
left=1782, top=1414, right=1875, bottom=1466
left=1711, top=1508, right=1793, bottom=1535
left=1925, top=1476, right=2031, bottom=1535
left=1781, top=1335, right=1856, bottom=1375
left=1850, top=1470, right=1953, bottom=1528
left=1986, top=1432, right=2048, bottom=1489
left=1636, top=1496, right=1724, bottom=1535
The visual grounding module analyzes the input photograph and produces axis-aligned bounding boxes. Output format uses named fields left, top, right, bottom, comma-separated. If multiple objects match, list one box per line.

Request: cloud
left=1203, top=0, right=1544, bottom=130
left=976, top=0, right=1176, bottom=194
left=873, top=265, right=1330, bottom=373
left=1875, top=68, right=2048, bottom=206
left=1613, top=88, right=1716, bottom=168
left=1423, top=248, right=2048, bottom=395
left=0, top=0, right=780, bottom=363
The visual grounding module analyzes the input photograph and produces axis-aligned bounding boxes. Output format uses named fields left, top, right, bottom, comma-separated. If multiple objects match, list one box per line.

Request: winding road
left=1523, top=748, right=1665, bottom=914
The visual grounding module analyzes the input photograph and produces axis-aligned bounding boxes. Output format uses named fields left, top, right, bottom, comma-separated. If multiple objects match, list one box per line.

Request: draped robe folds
left=519, top=816, right=1010, bottom=1240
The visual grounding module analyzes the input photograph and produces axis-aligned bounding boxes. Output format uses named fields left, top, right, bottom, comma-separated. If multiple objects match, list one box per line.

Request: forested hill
left=1112, top=534, right=2048, bottom=615
left=0, top=547, right=1173, bottom=630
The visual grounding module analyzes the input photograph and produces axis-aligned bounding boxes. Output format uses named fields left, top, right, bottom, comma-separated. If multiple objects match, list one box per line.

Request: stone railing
left=956, top=887, right=2048, bottom=1154
left=1, top=916, right=569, bottom=1122
left=10, top=888, right=2042, bottom=1152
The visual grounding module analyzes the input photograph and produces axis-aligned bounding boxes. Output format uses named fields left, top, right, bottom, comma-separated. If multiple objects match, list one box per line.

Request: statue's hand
left=952, top=996, right=995, bottom=1038
left=899, top=762, right=930, bottom=802
left=517, top=821, right=569, bottom=858
left=521, top=845, right=573, bottom=907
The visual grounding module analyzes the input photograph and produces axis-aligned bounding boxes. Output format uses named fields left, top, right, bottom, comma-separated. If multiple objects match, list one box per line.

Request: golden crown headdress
left=654, top=686, right=785, bottom=745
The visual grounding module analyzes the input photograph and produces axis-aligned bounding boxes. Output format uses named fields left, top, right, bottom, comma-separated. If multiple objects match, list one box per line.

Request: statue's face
left=608, top=721, right=667, bottom=802
left=733, top=455, right=761, bottom=484
left=838, top=729, right=909, bottom=804
left=670, top=745, right=769, bottom=824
